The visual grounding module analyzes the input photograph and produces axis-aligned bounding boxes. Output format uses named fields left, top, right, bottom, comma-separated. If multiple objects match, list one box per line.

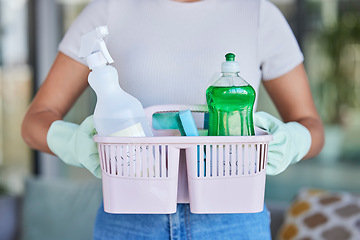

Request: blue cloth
left=93, top=203, right=271, bottom=240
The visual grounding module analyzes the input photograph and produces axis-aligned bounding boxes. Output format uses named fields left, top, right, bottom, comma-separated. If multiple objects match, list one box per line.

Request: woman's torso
left=105, top=0, right=262, bottom=107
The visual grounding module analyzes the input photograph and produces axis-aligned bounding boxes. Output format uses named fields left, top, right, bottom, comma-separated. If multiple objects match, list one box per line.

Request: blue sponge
left=176, top=109, right=199, bottom=136
left=177, top=110, right=207, bottom=177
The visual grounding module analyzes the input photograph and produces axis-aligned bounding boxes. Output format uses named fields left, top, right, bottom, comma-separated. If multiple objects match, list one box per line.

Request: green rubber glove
left=254, top=112, right=312, bottom=176
left=46, top=115, right=101, bottom=178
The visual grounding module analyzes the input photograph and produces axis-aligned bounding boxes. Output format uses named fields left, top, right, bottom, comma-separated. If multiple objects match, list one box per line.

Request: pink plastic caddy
left=93, top=105, right=272, bottom=214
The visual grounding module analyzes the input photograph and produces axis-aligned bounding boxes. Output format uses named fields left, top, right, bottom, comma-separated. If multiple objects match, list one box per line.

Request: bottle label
left=109, top=123, right=146, bottom=137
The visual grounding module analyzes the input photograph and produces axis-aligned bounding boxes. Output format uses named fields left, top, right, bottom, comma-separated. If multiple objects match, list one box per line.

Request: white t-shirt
left=59, top=0, right=303, bottom=108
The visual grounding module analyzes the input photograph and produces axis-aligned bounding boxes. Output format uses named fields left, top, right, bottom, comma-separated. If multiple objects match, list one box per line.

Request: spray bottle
left=79, top=26, right=153, bottom=137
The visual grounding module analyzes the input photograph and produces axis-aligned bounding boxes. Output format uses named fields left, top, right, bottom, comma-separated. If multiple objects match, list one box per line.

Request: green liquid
left=206, top=85, right=256, bottom=136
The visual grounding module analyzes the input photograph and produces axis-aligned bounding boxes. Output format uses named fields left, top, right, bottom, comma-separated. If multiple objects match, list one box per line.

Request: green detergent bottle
left=206, top=53, right=256, bottom=136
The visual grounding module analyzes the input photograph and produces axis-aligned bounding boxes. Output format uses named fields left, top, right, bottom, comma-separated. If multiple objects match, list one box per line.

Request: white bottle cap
left=86, top=52, right=107, bottom=69
left=221, top=61, right=240, bottom=73
left=221, top=53, right=240, bottom=73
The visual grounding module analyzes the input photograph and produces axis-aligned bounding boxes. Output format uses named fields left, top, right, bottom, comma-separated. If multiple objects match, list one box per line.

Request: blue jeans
left=93, top=203, right=271, bottom=240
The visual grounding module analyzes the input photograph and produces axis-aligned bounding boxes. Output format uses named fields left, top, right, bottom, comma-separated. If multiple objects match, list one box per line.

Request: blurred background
left=0, top=0, right=360, bottom=239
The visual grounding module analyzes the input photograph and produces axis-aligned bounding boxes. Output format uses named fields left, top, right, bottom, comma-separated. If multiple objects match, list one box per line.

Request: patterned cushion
left=278, top=188, right=360, bottom=240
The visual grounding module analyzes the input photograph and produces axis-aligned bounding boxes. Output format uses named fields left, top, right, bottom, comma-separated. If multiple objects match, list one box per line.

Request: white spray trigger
left=79, top=26, right=114, bottom=69
left=98, top=40, right=114, bottom=64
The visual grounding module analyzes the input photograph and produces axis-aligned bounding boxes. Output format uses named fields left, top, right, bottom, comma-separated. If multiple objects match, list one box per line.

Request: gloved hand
left=46, top=115, right=101, bottom=178
left=254, top=112, right=312, bottom=176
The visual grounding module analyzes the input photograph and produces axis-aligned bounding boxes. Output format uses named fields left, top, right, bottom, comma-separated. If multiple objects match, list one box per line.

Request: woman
left=22, top=0, right=324, bottom=239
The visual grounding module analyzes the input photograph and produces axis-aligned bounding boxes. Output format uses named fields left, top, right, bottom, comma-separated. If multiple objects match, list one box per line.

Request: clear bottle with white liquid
left=79, top=26, right=153, bottom=137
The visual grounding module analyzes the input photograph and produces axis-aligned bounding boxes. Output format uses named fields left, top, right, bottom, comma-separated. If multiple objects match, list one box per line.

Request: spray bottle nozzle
left=79, top=26, right=114, bottom=69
